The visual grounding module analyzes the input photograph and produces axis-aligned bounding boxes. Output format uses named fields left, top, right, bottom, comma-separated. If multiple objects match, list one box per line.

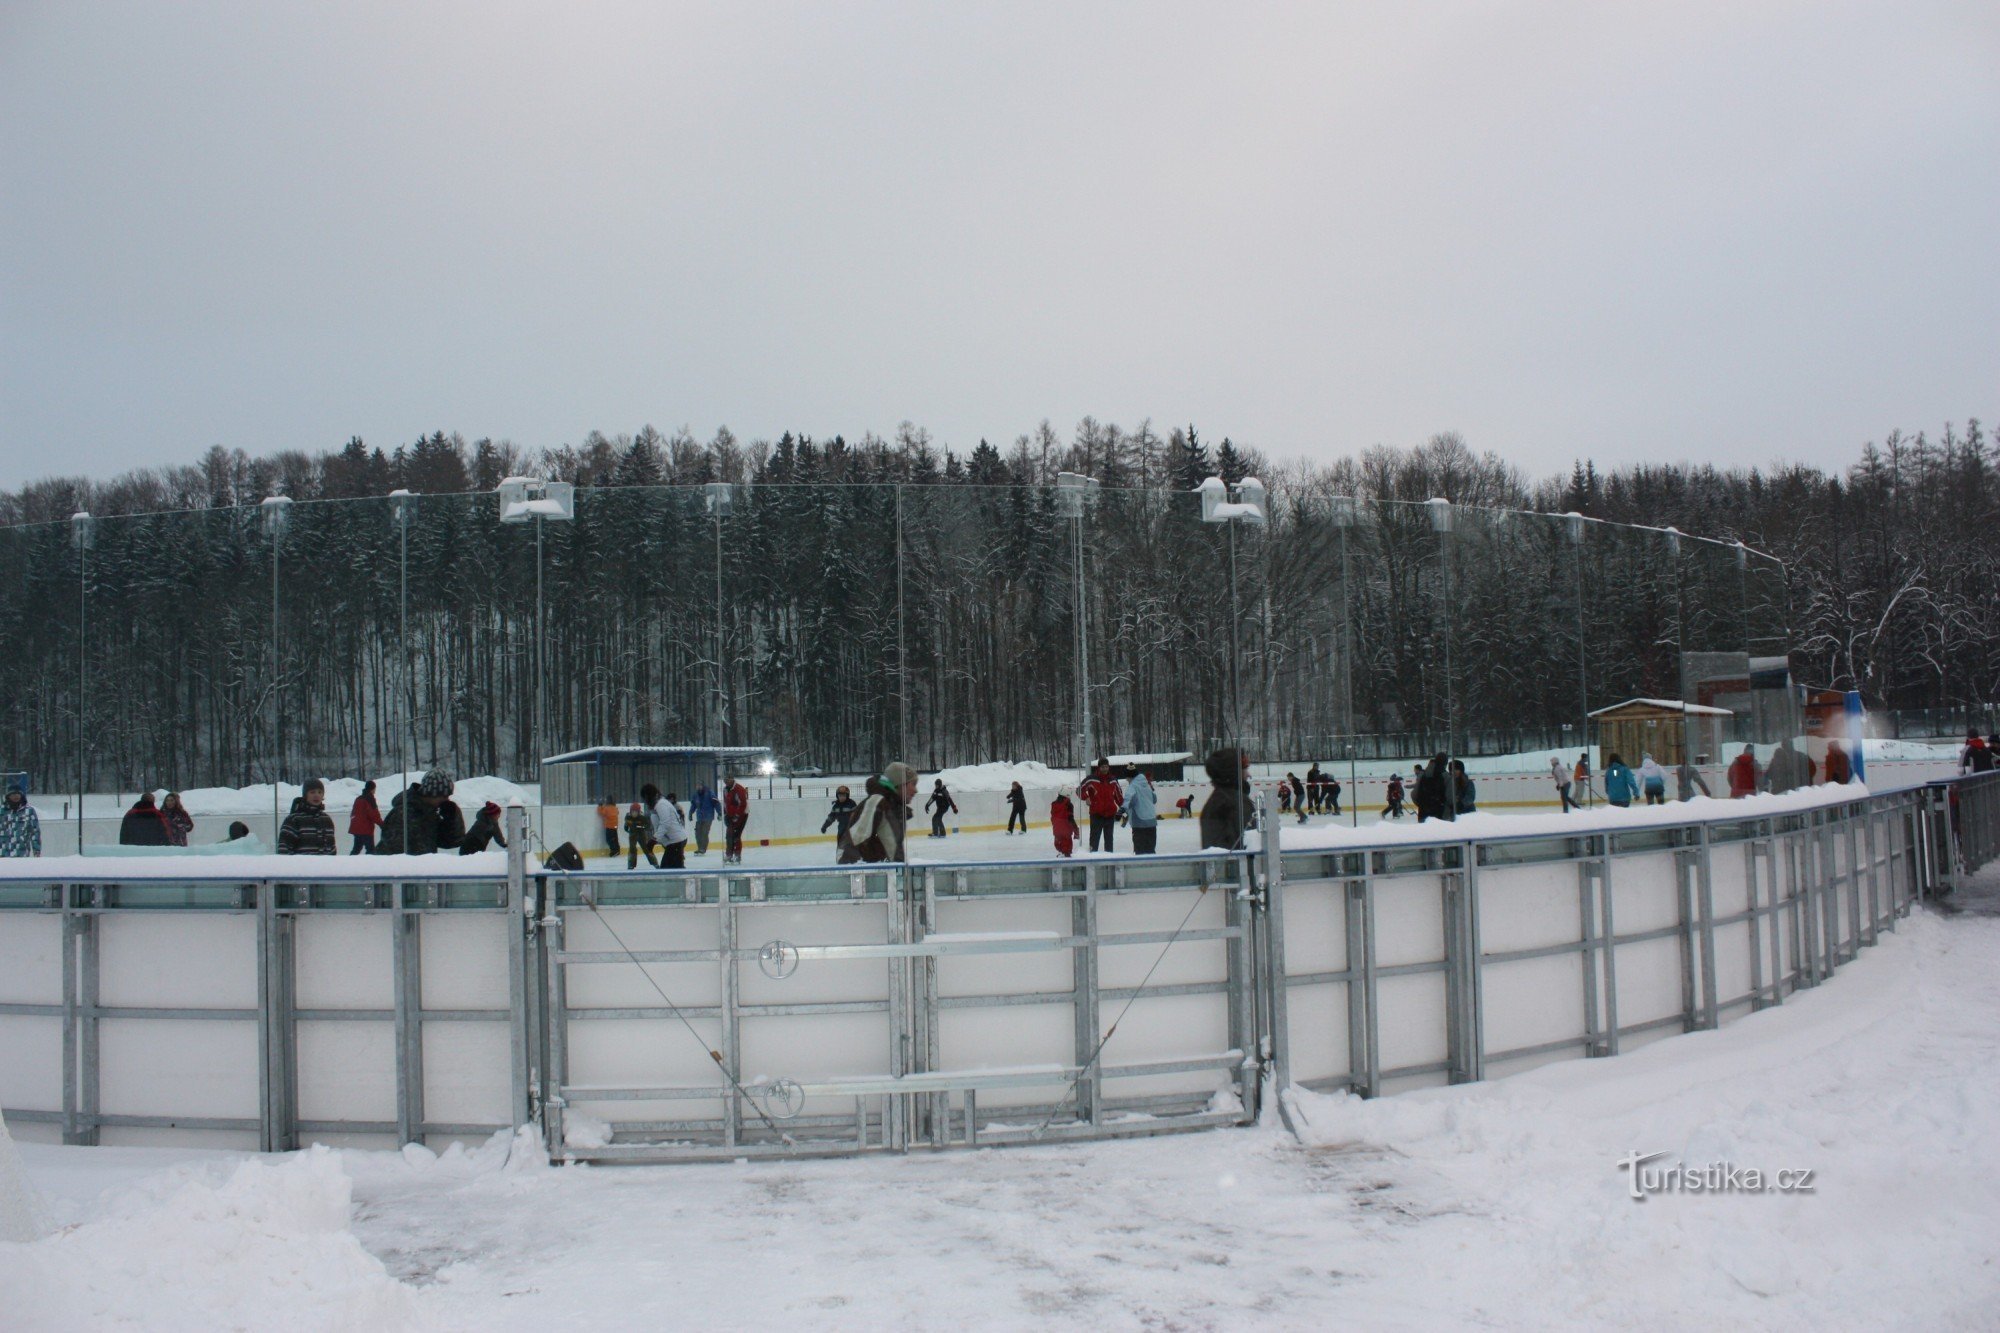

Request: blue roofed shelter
left=540, top=746, right=774, bottom=807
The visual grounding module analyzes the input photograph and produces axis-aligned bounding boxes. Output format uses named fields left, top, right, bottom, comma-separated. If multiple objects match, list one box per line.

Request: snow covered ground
left=6, top=873, right=1998, bottom=1329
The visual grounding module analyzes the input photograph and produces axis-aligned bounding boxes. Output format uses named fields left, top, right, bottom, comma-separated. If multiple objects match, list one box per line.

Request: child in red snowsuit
left=1050, top=794, right=1078, bottom=857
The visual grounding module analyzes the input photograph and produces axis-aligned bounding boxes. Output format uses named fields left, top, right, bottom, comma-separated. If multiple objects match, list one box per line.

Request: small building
left=540, top=746, right=774, bottom=808
left=1105, top=752, right=1194, bottom=783
left=1587, top=699, right=1732, bottom=768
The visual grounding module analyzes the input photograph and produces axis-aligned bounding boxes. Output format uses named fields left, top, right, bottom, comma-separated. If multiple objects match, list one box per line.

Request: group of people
left=1047, top=757, right=1164, bottom=856
left=600, top=778, right=754, bottom=870
left=1275, top=765, right=1343, bottom=822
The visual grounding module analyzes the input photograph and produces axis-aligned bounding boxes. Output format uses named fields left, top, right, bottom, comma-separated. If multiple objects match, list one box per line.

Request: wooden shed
left=1587, top=699, right=1733, bottom=769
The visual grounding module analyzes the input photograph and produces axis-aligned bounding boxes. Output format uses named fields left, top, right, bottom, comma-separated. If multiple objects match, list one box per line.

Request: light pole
left=1056, top=472, right=1101, bottom=765
left=704, top=482, right=734, bottom=747
left=1665, top=526, right=1689, bottom=769
left=389, top=489, right=416, bottom=851
left=1425, top=498, right=1456, bottom=760
left=71, top=511, right=93, bottom=850
left=261, top=495, right=292, bottom=839
left=895, top=484, right=908, bottom=766
left=499, top=477, right=575, bottom=833
left=1198, top=476, right=1267, bottom=755
left=1566, top=511, right=1590, bottom=801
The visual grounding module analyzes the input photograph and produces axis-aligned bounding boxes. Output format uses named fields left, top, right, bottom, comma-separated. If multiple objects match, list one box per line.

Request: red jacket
left=349, top=794, right=383, bottom=836
left=1079, top=775, right=1124, bottom=819
left=1727, top=753, right=1758, bottom=798
left=1050, top=796, right=1077, bottom=855
left=723, top=783, right=749, bottom=822
left=1824, top=746, right=1851, bottom=785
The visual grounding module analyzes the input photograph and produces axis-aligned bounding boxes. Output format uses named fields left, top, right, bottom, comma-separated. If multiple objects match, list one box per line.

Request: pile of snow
left=0, top=1110, right=42, bottom=1244
left=931, top=760, right=1079, bottom=791
left=164, top=772, right=535, bottom=818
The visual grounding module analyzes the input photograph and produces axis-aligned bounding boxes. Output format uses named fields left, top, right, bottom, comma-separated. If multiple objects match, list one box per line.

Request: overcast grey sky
left=2, top=1, right=1995, bottom=490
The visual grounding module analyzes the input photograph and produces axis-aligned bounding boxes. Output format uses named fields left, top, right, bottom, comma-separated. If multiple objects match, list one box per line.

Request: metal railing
left=0, top=784, right=1964, bottom=1163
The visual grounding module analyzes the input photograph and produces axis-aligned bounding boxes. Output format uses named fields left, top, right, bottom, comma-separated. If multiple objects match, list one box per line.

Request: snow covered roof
left=1105, top=752, right=1194, bottom=765
left=1587, top=698, right=1733, bottom=718
left=543, top=746, right=774, bottom=764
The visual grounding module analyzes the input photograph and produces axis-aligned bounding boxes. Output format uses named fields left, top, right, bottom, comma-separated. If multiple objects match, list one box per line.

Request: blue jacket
left=1127, top=774, right=1159, bottom=827
left=1603, top=763, right=1637, bottom=805
left=689, top=787, right=721, bottom=821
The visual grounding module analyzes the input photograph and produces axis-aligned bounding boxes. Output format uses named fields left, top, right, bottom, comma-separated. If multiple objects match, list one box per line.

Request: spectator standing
left=1050, top=792, right=1079, bottom=857
left=1452, top=760, right=1477, bottom=814
left=374, top=769, right=467, bottom=856
left=840, top=763, right=917, bottom=865
left=1078, top=759, right=1124, bottom=853
left=925, top=778, right=959, bottom=839
left=1551, top=756, right=1577, bottom=813
left=721, top=778, right=750, bottom=864
left=623, top=802, right=657, bottom=869
left=1006, top=781, right=1028, bottom=834
left=160, top=792, right=194, bottom=847
left=1198, top=748, right=1254, bottom=851
left=277, top=779, right=338, bottom=855
left=1602, top=754, right=1637, bottom=808
left=0, top=788, right=41, bottom=858
left=119, top=793, right=173, bottom=846
left=644, top=783, right=689, bottom=869
left=459, top=801, right=509, bottom=854
left=689, top=784, right=721, bottom=856
left=349, top=780, right=385, bottom=854
left=1127, top=767, right=1160, bottom=854
left=596, top=796, right=621, bottom=858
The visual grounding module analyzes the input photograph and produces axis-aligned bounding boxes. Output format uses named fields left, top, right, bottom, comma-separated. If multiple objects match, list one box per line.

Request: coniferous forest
left=0, top=418, right=1992, bottom=792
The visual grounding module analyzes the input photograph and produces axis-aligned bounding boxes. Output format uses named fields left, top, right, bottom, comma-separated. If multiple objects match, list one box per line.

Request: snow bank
left=0, top=1146, right=425, bottom=1331
left=162, top=773, right=534, bottom=818
left=931, top=760, right=1078, bottom=791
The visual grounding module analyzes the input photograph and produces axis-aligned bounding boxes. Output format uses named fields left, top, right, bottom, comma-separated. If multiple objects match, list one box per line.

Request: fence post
left=503, top=804, right=532, bottom=1134
left=1258, top=829, right=1291, bottom=1116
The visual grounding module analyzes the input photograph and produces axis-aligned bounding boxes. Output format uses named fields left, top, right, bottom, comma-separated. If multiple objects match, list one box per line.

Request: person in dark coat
left=459, top=800, right=509, bottom=854
left=925, top=778, right=959, bottom=839
left=1199, top=748, right=1253, bottom=851
left=1305, top=763, right=1324, bottom=814
left=119, top=793, right=173, bottom=846
left=1413, top=755, right=1452, bottom=823
left=1451, top=760, right=1477, bottom=815
left=1006, top=781, right=1029, bottom=834
left=349, top=780, right=384, bottom=854
left=822, top=785, right=859, bottom=849
left=373, top=769, right=466, bottom=855
left=1288, top=771, right=1307, bottom=824
left=623, top=801, right=657, bottom=869
left=277, top=778, right=338, bottom=855
left=160, top=792, right=194, bottom=847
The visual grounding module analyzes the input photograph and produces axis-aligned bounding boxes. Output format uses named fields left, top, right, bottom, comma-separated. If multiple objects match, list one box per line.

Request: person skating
left=644, top=784, right=688, bottom=869
left=1006, top=781, right=1028, bottom=834
left=119, top=792, right=174, bottom=846
left=840, top=763, right=917, bottom=865
left=1383, top=774, right=1405, bottom=819
left=1305, top=763, right=1324, bottom=815
left=1602, top=753, right=1637, bottom=808
left=1727, top=745, right=1760, bottom=798
left=1824, top=740, right=1852, bottom=785
left=1289, top=771, right=1307, bottom=824
left=1050, top=792, right=1079, bottom=857
left=1638, top=753, right=1668, bottom=805
left=0, top=788, right=42, bottom=858
left=596, top=795, right=621, bottom=858
left=1573, top=753, right=1593, bottom=807
left=1126, top=766, right=1160, bottom=854
left=459, top=800, right=508, bottom=854
left=1326, top=773, right=1342, bottom=817
left=1676, top=760, right=1712, bottom=801
left=1961, top=730, right=1994, bottom=775
left=1198, top=748, right=1254, bottom=851
left=623, top=801, right=657, bottom=869
left=822, top=785, right=859, bottom=854
left=374, top=770, right=466, bottom=856
left=349, top=780, right=384, bottom=854
left=925, top=778, right=958, bottom=839
left=1551, top=756, right=1577, bottom=812
left=722, top=778, right=749, bottom=863
left=277, top=779, right=338, bottom=855
left=1079, top=758, right=1124, bottom=852
left=689, top=783, right=720, bottom=856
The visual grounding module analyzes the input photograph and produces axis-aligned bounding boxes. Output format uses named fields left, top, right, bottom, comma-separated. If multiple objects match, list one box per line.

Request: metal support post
left=504, top=805, right=533, bottom=1129
left=1694, top=826, right=1718, bottom=1030
left=391, top=881, right=426, bottom=1145
left=719, top=882, right=740, bottom=1149
left=1070, top=868, right=1102, bottom=1126
left=1578, top=857, right=1604, bottom=1054
left=1259, top=834, right=1292, bottom=1104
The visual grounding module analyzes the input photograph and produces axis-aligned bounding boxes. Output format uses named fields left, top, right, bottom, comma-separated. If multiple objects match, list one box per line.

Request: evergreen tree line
left=0, top=418, right=1991, bottom=793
